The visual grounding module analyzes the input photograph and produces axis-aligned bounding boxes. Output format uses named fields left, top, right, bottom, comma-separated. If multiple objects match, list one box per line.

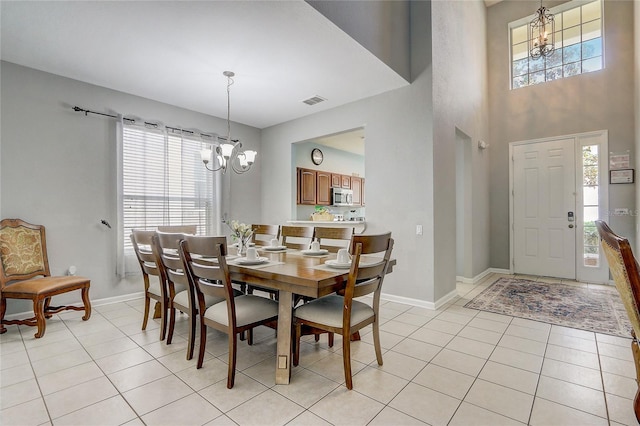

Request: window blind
left=122, top=125, right=216, bottom=254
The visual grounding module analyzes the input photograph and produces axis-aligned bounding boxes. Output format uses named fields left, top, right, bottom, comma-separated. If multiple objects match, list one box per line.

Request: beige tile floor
left=1, top=273, right=638, bottom=425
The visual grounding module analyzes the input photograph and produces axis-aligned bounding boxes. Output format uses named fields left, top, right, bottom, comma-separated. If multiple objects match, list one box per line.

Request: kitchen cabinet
left=297, top=168, right=364, bottom=206
left=351, top=177, right=362, bottom=206
left=298, top=168, right=316, bottom=205
left=316, top=171, right=331, bottom=205
left=361, top=178, right=365, bottom=206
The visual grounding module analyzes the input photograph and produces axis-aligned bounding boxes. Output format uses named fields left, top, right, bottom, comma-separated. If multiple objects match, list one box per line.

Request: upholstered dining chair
left=131, top=230, right=167, bottom=339
left=251, top=224, right=280, bottom=246
left=293, top=232, right=394, bottom=389
left=151, top=232, right=228, bottom=360
left=313, top=226, right=354, bottom=253
left=280, top=225, right=315, bottom=250
left=596, top=220, right=640, bottom=423
left=179, top=235, right=279, bottom=388
left=0, top=219, right=91, bottom=338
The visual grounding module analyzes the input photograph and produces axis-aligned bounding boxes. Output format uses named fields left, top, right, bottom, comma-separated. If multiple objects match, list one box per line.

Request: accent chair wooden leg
left=44, top=297, right=53, bottom=318
left=33, top=297, right=47, bottom=338
left=81, top=285, right=91, bottom=321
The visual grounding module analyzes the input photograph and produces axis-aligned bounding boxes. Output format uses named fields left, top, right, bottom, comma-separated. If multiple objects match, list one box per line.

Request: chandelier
left=201, top=71, right=257, bottom=174
left=528, top=0, right=555, bottom=59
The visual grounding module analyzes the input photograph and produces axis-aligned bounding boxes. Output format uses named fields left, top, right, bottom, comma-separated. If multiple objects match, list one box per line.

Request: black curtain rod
left=72, top=106, right=213, bottom=137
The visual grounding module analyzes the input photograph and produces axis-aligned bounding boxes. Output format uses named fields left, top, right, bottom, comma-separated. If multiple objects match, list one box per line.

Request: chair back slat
left=179, top=236, right=232, bottom=303
left=251, top=224, right=280, bottom=246
left=0, top=219, right=51, bottom=286
left=314, top=227, right=354, bottom=253
left=340, top=235, right=394, bottom=304
left=157, top=225, right=198, bottom=234
left=131, top=230, right=159, bottom=277
left=281, top=226, right=314, bottom=250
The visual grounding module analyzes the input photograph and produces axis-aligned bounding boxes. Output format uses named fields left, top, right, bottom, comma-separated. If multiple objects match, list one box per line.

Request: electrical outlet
left=416, top=225, right=423, bottom=235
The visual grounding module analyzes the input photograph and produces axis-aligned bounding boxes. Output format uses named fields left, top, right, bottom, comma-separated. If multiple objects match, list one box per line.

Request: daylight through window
left=510, top=0, right=603, bottom=89
left=122, top=125, right=215, bottom=254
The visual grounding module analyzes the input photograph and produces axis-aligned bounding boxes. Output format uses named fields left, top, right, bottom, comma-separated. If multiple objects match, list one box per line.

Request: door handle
left=568, top=224, right=574, bottom=228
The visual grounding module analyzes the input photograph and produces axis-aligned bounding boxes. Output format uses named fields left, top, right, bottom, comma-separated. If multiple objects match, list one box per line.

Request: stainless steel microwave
left=332, top=188, right=353, bottom=206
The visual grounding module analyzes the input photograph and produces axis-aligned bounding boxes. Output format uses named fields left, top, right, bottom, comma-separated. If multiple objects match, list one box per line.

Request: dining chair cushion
left=2, top=275, right=91, bottom=296
left=294, top=295, right=374, bottom=328
left=204, top=295, right=278, bottom=327
left=173, top=288, right=222, bottom=309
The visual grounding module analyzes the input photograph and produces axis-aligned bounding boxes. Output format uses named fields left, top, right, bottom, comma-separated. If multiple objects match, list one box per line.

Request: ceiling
left=0, top=1, right=408, bottom=130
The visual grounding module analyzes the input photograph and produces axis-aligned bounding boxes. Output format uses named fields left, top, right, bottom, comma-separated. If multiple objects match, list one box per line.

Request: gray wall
left=432, top=0, right=491, bottom=289
left=488, top=0, right=636, bottom=269
left=260, top=0, right=491, bottom=305
left=0, top=61, right=262, bottom=314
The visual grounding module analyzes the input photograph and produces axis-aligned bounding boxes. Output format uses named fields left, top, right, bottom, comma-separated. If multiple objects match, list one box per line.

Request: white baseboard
left=3, top=292, right=145, bottom=322
left=457, top=268, right=511, bottom=284
left=381, top=287, right=458, bottom=311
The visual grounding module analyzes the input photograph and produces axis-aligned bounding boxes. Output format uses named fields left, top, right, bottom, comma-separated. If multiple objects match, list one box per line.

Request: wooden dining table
left=226, top=248, right=395, bottom=385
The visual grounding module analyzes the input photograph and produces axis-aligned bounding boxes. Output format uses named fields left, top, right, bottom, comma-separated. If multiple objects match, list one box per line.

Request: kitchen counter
left=287, top=220, right=366, bottom=233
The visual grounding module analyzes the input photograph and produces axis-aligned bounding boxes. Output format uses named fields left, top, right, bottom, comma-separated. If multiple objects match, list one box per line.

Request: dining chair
left=596, top=220, right=640, bottom=423
left=152, top=232, right=229, bottom=360
left=0, top=218, right=92, bottom=338
left=293, top=232, right=394, bottom=389
left=280, top=225, right=315, bottom=250
left=251, top=224, right=280, bottom=246
left=179, top=235, right=279, bottom=388
left=157, top=225, right=198, bottom=234
left=313, top=226, right=354, bottom=253
left=131, top=229, right=167, bottom=340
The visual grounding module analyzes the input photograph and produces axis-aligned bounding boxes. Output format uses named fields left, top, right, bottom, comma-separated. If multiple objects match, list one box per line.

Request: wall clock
left=311, top=148, right=324, bottom=165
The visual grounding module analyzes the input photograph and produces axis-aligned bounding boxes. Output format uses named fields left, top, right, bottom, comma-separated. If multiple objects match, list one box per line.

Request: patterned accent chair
left=0, top=219, right=91, bottom=338
left=596, top=220, right=640, bottom=423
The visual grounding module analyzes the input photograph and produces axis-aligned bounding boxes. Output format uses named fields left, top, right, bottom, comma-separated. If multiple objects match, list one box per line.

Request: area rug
left=464, top=277, right=632, bottom=338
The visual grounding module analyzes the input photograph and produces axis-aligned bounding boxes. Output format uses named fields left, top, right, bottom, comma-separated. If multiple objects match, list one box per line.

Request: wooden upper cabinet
left=331, top=174, right=342, bottom=188
left=316, top=171, right=331, bottom=205
left=298, top=168, right=317, bottom=205
left=351, top=177, right=362, bottom=206
left=361, top=178, right=365, bottom=206
left=341, top=175, right=351, bottom=189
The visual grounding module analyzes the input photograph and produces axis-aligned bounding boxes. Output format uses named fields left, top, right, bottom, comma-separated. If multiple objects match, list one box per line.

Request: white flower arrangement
left=226, top=220, right=254, bottom=247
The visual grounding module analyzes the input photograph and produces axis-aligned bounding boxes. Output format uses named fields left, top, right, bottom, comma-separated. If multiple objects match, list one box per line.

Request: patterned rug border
left=464, top=277, right=632, bottom=338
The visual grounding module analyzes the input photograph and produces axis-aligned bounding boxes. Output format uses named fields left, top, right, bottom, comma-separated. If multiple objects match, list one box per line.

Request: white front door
left=513, top=139, right=576, bottom=279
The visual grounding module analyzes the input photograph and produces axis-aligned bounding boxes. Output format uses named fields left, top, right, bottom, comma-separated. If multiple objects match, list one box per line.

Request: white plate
left=235, top=257, right=269, bottom=265
left=262, top=246, right=287, bottom=251
left=325, top=259, right=352, bottom=269
left=301, top=249, right=329, bottom=256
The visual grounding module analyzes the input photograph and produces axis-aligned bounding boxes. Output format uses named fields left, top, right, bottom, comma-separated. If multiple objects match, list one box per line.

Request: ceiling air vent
left=302, top=96, right=326, bottom=106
